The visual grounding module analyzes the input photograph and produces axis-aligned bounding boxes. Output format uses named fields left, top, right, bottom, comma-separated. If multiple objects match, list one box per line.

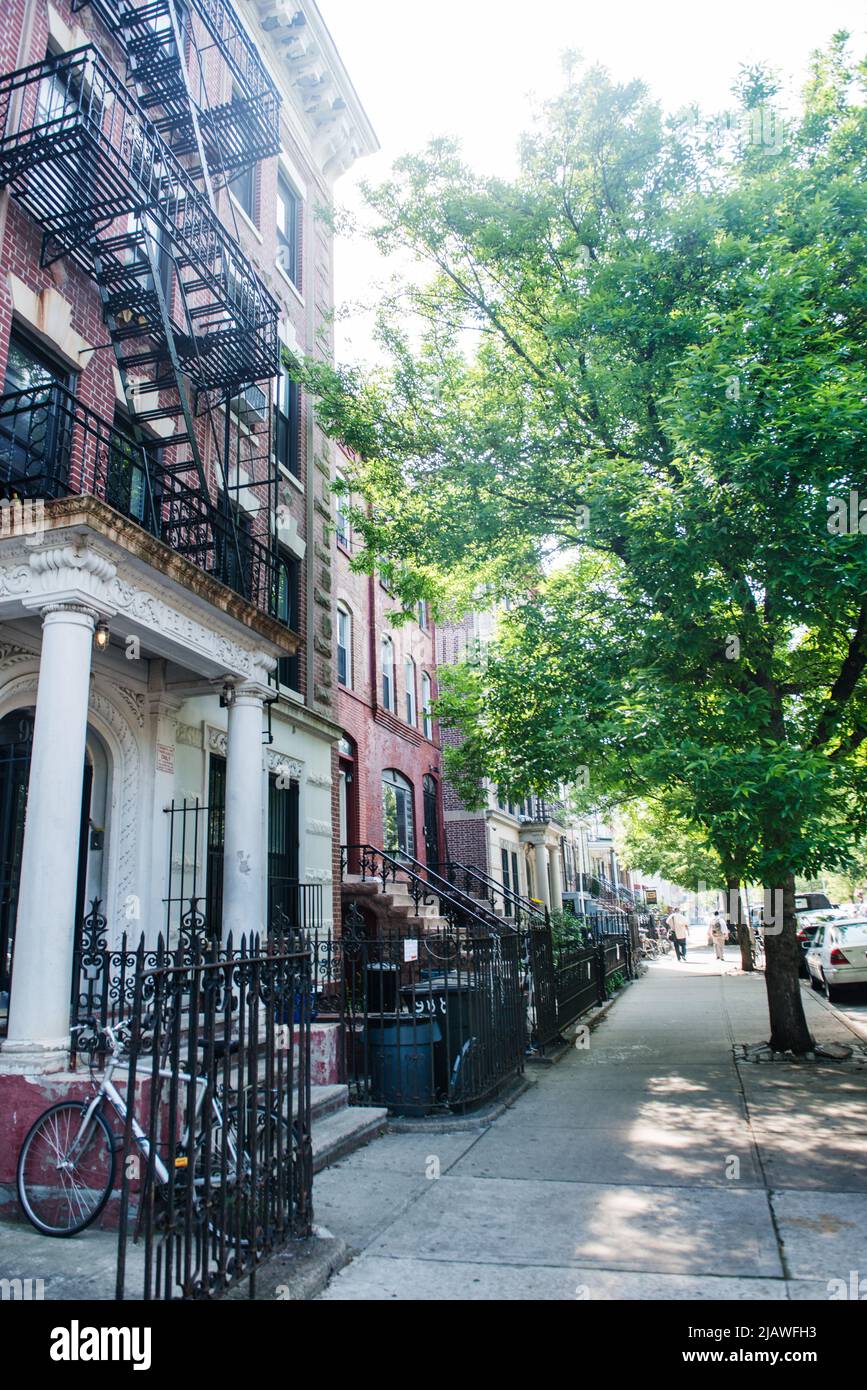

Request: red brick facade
left=334, top=453, right=445, bottom=872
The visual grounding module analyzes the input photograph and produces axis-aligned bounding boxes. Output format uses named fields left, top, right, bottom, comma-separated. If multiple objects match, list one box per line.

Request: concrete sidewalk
left=316, top=944, right=867, bottom=1300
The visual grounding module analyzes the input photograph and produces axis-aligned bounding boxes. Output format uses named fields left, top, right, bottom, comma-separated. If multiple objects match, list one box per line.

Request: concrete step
left=311, top=1083, right=349, bottom=1122
left=311, top=1103, right=388, bottom=1174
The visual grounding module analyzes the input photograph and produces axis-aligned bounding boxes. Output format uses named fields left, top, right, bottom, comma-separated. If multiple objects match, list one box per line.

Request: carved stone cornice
left=253, top=1, right=378, bottom=180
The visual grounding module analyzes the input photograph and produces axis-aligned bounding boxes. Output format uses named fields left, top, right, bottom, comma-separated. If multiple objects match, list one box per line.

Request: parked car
left=794, top=892, right=834, bottom=914
left=805, top=917, right=867, bottom=1001
left=794, top=894, right=836, bottom=976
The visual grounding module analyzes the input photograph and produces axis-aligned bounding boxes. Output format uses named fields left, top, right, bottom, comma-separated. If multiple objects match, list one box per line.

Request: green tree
left=299, top=38, right=867, bottom=1052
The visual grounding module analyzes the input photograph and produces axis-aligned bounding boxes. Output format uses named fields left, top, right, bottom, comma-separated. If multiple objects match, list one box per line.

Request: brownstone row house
left=333, top=445, right=446, bottom=933
left=0, top=0, right=376, bottom=1109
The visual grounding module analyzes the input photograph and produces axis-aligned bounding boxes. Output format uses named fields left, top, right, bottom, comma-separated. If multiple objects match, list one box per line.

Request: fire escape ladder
left=98, top=222, right=211, bottom=501
left=0, top=39, right=281, bottom=615
left=71, top=0, right=282, bottom=182
left=90, top=0, right=281, bottom=608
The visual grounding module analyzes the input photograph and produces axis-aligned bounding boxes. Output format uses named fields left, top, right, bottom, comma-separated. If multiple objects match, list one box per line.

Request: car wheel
left=809, top=971, right=823, bottom=991
left=826, top=980, right=845, bottom=1003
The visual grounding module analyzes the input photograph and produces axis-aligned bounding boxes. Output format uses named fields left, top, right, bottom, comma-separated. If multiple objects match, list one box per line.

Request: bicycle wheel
left=17, top=1102, right=116, bottom=1236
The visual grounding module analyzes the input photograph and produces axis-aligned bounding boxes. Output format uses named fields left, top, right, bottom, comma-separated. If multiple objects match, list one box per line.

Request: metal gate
left=114, top=928, right=313, bottom=1300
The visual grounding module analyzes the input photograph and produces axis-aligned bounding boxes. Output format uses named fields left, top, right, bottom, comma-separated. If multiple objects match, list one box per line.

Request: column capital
left=39, top=601, right=99, bottom=630
left=22, top=544, right=117, bottom=619
left=217, top=678, right=272, bottom=708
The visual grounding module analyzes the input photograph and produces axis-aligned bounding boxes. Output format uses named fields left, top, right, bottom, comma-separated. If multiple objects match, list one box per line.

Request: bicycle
left=17, top=1019, right=288, bottom=1238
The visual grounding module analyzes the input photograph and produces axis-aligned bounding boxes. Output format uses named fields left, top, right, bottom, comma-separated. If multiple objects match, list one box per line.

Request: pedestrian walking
left=710, top=911, right=727, bottom=961
left=665, top=907, right=690, bottom=961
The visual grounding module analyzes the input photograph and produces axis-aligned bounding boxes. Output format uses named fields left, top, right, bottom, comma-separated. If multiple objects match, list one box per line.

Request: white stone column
left=534, top=842, right=551, bottom=910
left=550, top=843, right=564, bottom=911
left=2, top=603, right=97, bottom=1069
left=221, top=682, right=267, bottom=943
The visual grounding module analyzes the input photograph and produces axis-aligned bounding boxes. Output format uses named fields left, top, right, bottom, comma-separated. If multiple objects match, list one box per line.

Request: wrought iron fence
left=307, top=914, right=525, bottom=1115
left=524, top=918, right=634, bottom=1052
left=111, top=927, right=312, bottom=1300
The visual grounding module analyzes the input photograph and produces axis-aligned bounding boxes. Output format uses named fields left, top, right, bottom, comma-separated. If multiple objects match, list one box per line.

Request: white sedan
left=805, top=917, right=867, bottom=1001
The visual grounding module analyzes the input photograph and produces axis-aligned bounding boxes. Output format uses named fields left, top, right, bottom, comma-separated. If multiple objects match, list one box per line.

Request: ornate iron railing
left=440, top=858, right=548, bottom=929
left=523, top=916, right=634, bottom=1052
left=111, top=927, right=312, bottom=1299
left=0, top=385, right=283, bottom=615
left=341, top=843, right=514, bottom=938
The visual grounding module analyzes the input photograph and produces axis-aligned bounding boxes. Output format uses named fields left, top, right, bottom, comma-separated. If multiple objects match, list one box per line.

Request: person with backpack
left=665, top=907, right=690, bottom=961
left=710, top=911, right=728, bottom=961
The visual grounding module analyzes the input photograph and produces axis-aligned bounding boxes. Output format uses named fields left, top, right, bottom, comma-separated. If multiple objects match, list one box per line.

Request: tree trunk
left=764, top=873, right=814, bottom=1053
left=727, top=876, right=753, bottom=973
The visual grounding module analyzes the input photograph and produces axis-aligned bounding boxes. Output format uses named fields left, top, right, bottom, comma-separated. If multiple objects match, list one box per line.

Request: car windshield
left=829, top=923, right=867, bottom=943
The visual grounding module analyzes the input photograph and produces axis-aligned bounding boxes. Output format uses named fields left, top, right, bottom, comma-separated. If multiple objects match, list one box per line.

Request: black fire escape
left=0, top=0, right=286, bottom=616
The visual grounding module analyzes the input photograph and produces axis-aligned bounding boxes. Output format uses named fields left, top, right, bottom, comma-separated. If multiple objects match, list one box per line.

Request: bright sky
left=317, top=0, right=867, bottom=361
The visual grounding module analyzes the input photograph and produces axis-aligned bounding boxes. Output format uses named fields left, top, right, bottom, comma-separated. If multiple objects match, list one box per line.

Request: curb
left=385, top=1074, right=535, bottom=1133
left=799, top=979, right=867, bottom=1045
left=230, top=1227, right=353, bottom=1302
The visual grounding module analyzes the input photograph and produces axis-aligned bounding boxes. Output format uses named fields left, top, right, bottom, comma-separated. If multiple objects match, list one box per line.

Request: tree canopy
left=298, top=34, right=867, bottom=1050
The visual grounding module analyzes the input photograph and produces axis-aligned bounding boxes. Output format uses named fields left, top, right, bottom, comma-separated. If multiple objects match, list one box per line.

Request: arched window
left=421, top=671, right=433, bottom=739
left=381, top=634, right=394, bottom=711
left=404, top=655, right=416, bottom=725
left=337, top=603, right=352, bottom=688
left=382, top=769, right=415, bottom=857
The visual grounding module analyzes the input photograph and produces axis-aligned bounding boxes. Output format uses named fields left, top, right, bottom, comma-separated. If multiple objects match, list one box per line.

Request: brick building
left=334, top=446, right=444, bottom=886
left=0, top=0, right=376, bottom=1078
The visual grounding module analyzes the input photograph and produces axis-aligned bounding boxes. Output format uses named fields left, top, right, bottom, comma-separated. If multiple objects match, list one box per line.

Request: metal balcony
left=72, top=0, right=281, bottom=178
left=0, top=46, right=279, bottom=392
left=0, top=384, right=280, bottom=615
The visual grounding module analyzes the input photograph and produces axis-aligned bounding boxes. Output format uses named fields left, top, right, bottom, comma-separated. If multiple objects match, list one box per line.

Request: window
left=275, top=548, right=300, bottom=690
left=215, top=495, right=253, bottom=599
left=337, top=604, right=352, bottom=688
left=501, top=847, right=511, bottom=894
left=335, top=486, right=350, bottom=549
left=276, top=172, right=301, bottom=287
left=381, top=634, right=395, bottom=711
left=417, top=599, right=428, bottom=629
left=404, top=656, right=416, bottom=725
left=1, top=332, right=73, bottom=490
left=382, top=769, right=415, bottom=858
left=36, top=47, right=83, bottom=128
left=107, top=411, right=151, bottom=528
left=268, top=769, right=300, bottom=929
left=229, top=163, right=256, bottom=221
left=421, top=671, right=433, bottom=739
left=274, top=359, right=299, bottom=476
left=4, top=331, right=71, bottom=395
left=206, top=753, right=226, bottom=936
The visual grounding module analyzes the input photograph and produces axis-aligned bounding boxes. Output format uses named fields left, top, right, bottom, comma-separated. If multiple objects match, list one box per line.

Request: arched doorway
left=382, top=769, right=415, bottom=859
